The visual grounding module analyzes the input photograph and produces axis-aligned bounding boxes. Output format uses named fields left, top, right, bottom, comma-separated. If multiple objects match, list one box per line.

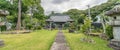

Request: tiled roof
left=105, top=5, right=120, bottom=16
left=46, top=14, right=73, bottom=22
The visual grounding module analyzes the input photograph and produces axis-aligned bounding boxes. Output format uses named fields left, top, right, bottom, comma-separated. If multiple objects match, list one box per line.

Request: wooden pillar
left=0, top=17, right=1, bottom=33
left=62, top=24, right=64, bottom=30
left=49, top=22, right=52, bottom=30
left=0, top=27, right=2, bottom=33
left=4, top=16, right=7, bottom=31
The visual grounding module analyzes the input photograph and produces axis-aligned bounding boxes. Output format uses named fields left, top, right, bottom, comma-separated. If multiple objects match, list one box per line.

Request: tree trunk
left=100, top=15, right=106, bottom=34
left=16, top=0, right=21, bottom=30
left=30, top=6, right=33, bottom=24
left=102, top=22, right=106, bottom=34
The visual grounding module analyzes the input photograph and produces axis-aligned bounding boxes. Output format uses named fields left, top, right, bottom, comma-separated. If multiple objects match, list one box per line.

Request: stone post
left=106, top=5, right=120, bottom=50
left=0, top=10, right=9, bottom=46
left=49, top=22, right=52, bottom=30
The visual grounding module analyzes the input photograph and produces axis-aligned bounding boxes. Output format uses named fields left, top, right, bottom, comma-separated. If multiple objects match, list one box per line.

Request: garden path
left=50, top=30, right=70, bottom=50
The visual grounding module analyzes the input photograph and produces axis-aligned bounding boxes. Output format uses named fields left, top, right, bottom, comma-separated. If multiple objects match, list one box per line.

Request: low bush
left=106, top=25, right=113, bottom=39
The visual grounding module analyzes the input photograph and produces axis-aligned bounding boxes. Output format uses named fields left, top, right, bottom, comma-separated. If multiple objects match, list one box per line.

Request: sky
left=41, top=0, right=108, bottom=15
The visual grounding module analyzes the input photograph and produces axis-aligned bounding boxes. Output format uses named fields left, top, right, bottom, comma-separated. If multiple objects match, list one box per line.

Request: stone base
left=0, top=39, right=4, bottom=46
left=108, top=39, right=120, bottom=50
left=0, top=30, right=31, bottom=34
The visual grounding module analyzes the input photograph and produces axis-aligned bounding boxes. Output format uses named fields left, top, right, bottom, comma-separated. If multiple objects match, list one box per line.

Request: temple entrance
left=55, top=22, right=65, bottom=30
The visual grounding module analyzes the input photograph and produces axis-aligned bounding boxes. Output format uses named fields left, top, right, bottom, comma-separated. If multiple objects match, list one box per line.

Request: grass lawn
left=63, top=30, right=113, bottom=50
left=0, top=30, right=58, bottom=50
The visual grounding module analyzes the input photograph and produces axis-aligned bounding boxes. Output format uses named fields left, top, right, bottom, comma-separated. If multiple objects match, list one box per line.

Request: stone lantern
left=106, top=5, right=120, bottom=50
left=0, top=9, right=9, bottom=46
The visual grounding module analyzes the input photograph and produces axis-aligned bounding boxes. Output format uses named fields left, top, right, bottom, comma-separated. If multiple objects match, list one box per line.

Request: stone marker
left=0, top=39, right=4, bottom=46
left=106, top=4, right=120, bottom=50
left=0, top=9, right=9, bottom=46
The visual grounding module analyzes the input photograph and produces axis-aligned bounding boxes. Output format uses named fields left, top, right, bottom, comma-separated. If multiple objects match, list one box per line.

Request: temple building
left=46, top=14, right=73, bottom=30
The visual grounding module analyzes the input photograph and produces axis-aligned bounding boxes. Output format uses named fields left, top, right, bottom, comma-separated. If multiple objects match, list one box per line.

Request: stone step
left=0, top=39, right=4, bottom=46
left=108, top=44, right=120, bottom=50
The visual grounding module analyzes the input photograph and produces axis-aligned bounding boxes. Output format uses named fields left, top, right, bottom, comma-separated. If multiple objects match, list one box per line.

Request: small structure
left=0, top=9, right=9, bottom=46
left=46, top=14, right=73, bottom=30
left=106, top=4, right=120, bottom=50
left=92, top=15, right=102, bottom=29
left=0, top=10, right=9, bottom=31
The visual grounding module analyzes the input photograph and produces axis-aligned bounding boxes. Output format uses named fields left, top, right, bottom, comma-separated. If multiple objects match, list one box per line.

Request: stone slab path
left=50, top=31, right=70, bottom=50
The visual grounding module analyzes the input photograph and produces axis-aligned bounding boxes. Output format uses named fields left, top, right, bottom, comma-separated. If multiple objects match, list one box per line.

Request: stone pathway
left=50, top=31, right=70, bottom=50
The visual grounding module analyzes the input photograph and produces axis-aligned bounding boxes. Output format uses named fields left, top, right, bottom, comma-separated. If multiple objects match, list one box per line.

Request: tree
left=99, top=11, right=109, bottom=34
left=80, top=16, right=95, bottom=43
left=64, top=0, right=117, bottom=21
left=64, top=9, right=86, bottom=31
left=0, top=0, right=45, bottom=30
left=23, top=0, right=45, bottom=30
left=69, top=22, right=75, bottom=33
left=16, top=0, right=22, bottom=30
left=81, top=16, right=92, bottom=34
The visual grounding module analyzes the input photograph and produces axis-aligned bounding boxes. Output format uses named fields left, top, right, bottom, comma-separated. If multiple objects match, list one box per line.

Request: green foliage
left=81, top=17, right=91, bottom=33
left=0, top=26, right=6, bottom=31
left=64, top=9, right=85, bottom=24
left=23, top=0, right=41, bottom=6
left=90, top=0, right=117, bottom=19
left=0, top=0, right=12, bottom=10
left=64, top=0, right=118, bottom=32
left=106, top=25, right=113, bottom=39
left=64, top=0, right=117, bottom=22
left=69, top=22, right=75, bottom=30
left=23, top=0, right=45, bottom=30
left=64, top=9, right=86, bottom=31
left=22, top=16, right=40, bottom=30
left=0, top=0, right=45, bottom=30
left=22, top=16, right=31, bottom=29
left=117, top=0, right=120, bottom=3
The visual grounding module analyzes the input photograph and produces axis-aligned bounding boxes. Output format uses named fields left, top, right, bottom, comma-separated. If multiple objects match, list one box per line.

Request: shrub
left=37, top=26, right=42, bottom=30
left=69, top=22, right=75, bottom=33
left=106, top=25, right=113, bottom=39
left=26, top=24, right=32, bottom=30
left=81, top=17, right=91, bottom=33
left=0, top=25, right=6, bottom=31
